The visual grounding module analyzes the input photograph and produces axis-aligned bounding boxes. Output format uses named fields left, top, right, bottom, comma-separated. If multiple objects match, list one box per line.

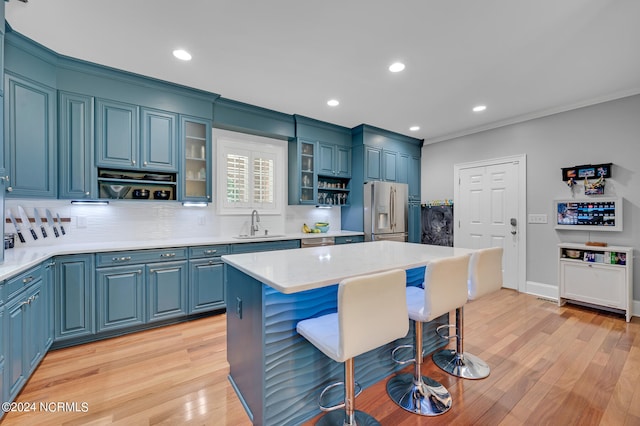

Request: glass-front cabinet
left=299, top=141, right=315, bottom=204
left=181, top=116, right=212, bottom=202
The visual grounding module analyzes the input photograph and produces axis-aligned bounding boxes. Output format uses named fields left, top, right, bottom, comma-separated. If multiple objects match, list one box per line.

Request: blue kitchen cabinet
left=54, top=254, right=95, bottom=341
left=230, top=239, right=301, bottom=254
left=42, top=260, right=55, bottom=352
left=96, top=265, right=145, bottom=332
left=95, top=98, right=139, bottom=169
left=141, top=108, right=178, bottom=172
left=408, top=203, right=421, bottom=243
left=180, top=116, right=212, bottom=202
left=189, top=245, right=229, bottom=314
left=147, top=260, right=188, bottom=322
left=318, top=142, right=351, bottom=178
left=0, top=292, right=5, bottom=409
left=58, top=91, right=95, bottom=199
left=408, top=155, right=421, bottom=203
left=4, top=72, right=57, bottom=198
left=364, top=146, right=382, bottom=181
left=288, top=138, right=317, bottom=205
left=4, top=264, right=45, bottom=402
left=334, top=235, right=365, bottom=245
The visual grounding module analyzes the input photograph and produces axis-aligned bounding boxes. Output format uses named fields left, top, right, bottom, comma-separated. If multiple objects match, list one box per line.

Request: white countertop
left=0, top=230, right=363, bottom=282
left=221, top=240, right=476, bottom=294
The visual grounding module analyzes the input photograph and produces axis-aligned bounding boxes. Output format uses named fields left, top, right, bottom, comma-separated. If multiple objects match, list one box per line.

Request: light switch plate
left=528, top=214, right=548, bottom=224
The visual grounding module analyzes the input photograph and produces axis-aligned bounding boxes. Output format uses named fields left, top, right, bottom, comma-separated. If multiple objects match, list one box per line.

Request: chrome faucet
left=250, top=209, right=260, bottom=236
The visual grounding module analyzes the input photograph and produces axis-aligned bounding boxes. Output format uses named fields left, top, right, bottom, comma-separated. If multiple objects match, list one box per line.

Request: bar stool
left=296, top=269, right=409, bottom=426
left=432, top=247, right=503, bottom=380
left=386, top=254, right=470, bottom=416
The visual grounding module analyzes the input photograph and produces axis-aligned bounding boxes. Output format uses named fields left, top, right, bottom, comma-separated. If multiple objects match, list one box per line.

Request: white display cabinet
left=558, top=242, right=633, bottom=322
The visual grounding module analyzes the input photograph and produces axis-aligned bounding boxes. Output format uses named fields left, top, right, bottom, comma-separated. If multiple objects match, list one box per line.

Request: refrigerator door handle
left=390, top=186, right=396, bottom=231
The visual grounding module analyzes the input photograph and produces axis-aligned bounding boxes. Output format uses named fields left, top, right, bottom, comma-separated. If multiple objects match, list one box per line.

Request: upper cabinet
left=289, top=116, right=352, bottom=206
left=95, top=99, right=179, bottom=172
left=58, top=91, right=95, bottom=199
left=181, top=116, right=212, bottom=202
left=4, top=72, right=57, bottom=198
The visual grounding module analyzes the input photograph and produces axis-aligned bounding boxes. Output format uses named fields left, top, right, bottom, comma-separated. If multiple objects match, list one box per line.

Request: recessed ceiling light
left=473, top=105, right=487, bottom=112
left=409, top=126, right=420, bottom=132
left=389, top=62, right=406, bottom=73
left=173, top=49, right=192, bottom=61
left=327, top=99, right=340, bottom=107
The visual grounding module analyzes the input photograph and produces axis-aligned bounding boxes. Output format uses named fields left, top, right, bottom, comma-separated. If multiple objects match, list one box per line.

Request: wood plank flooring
left=3, top=289, right=639, bottom=425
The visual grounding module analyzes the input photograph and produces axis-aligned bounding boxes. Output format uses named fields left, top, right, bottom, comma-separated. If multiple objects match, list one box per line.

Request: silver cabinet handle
left=85, top=191, right=90, bottom=196
left=160, top=253, right=176, bottom=258
left=344, top=239, right=353, bottom=243
left=23, top=276, right=34, bottom=284
left=45, top=261, right=56, bottom=268
left=113, top=256, right=132, bottom=262
left=137, top=269, right=143, bottom=274
left=204, top=249, right=217, bottom=255
left=143, top=161, right=148, bottom=166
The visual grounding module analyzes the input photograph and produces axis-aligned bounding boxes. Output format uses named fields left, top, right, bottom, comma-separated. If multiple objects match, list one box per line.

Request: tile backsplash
left=4, top=199, right=342, bottom=248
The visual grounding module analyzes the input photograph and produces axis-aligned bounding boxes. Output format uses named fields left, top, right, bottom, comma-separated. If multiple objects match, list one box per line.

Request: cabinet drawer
left=230, top=240, right=300, bottom=254
left=96, top=248, right=187, bottom=267
left=560, top=262, right=626, bottom=309
left=335, top=235, right=364, bottom=245
left=6, top=264, right=43, bottom=300
left=189, top=244, right=229, bottom=259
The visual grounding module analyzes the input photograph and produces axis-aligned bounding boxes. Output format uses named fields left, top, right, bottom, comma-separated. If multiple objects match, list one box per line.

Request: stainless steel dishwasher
left=300, top=236, right=335, bottom=247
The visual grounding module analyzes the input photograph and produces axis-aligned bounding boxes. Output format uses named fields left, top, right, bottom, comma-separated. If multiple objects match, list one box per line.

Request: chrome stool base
left=386, top=373, right=452, bottom=416
left=432, top=349, right=490, bottom=380
left=316, top=409, right=380, bottom=426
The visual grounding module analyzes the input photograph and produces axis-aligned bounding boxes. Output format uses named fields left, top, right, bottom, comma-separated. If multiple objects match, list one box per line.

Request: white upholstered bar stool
left=386, top=254, right=470, bottom=416
left=432, top=247, right=503, bottom=380
left=296, top=269, right=409, bottom=426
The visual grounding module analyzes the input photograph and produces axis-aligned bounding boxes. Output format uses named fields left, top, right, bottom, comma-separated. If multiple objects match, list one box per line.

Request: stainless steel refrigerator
left=364, top=181, right=408, bottom=242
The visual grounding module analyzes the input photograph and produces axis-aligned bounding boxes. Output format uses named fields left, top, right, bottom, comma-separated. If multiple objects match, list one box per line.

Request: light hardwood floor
left=3, top=289, right=639, bottom=425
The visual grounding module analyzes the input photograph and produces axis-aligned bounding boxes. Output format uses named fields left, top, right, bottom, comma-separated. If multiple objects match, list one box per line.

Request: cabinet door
left=365, top=146, right=381, bottom=181
left=58, top=92, right=95, bottom=199
left=55, top=255, right=95, bottom=341
left=189, top=259, right=225, bottom=314
left=318, top=143, right=334, bottom=176
left=141, top=108, right=178, bottom=172
left=96, top=265, right=145, bottom=332
left=382, top=150, right=397, bottom=181
left=408, top=155, right=421, bottom=202
left=147, top=260, right=188, bottom=322
left=24, top=283, right=43, bottom=376
left=335, top=146, right=351, bottom=177
left=4, top=73, right=57, bottom=198
left=42, top=261, right=55, bottom=352
left=95, top=99, right=138, bottom=169
left=0, top=306, right=4, bottom=405
left=6, top=294, right=26, bottom=400
left=408, top=203, right=422, bottom=243
left=181, top=116, right=212, bottom=202
left=560, top=262, right=625, bottom=309
left=397, top=153, right=409, bottom=185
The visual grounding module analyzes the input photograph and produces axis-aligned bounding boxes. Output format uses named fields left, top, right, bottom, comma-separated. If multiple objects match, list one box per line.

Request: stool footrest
left=319, top=381, right=363, bottom=412
left=391, top=344, right=415, bottom=365
left=435, top=324, right=458, bottom=340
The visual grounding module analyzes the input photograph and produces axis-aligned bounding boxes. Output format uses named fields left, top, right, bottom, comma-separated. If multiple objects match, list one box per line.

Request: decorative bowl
left=565, top=249, right=581, bottom=259
left=153, top=190, right=171, bottom=200
left=104, top=185, right=131, bottom=199
left=132, top=189, right=150, bottom=199
left=315, top=223, right=330, bottom=233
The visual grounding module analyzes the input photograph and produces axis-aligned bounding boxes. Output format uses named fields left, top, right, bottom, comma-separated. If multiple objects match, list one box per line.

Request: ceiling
left=5, top=0, right=640, bottom=144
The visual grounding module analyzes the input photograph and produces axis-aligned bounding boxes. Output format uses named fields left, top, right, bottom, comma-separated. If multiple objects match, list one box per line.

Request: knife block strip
left=6, top=217, right=71, bottom=223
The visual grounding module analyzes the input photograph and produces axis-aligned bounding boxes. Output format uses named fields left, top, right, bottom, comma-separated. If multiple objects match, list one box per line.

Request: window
left=215, top=129, right=285, bottom=214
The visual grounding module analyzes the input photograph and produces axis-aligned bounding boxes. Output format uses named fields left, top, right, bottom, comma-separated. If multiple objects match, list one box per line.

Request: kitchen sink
left=233, top=234, right=286, bottom=239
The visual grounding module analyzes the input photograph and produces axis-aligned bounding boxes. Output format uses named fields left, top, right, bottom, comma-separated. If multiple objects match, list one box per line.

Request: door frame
left=453, top=154, right=527, bottom=293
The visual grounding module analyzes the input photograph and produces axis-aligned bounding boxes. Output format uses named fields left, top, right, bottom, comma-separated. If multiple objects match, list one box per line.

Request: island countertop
left=221, top=240, right=476, bottom=294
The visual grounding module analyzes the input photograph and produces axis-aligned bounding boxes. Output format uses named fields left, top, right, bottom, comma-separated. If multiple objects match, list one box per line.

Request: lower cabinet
left=54, top=254, right=95, bottom=341
left=4, top=264, right=48, bottom=403
left=334, top=235, right=365, bottom=245
left=96, top=265, right=145, bottom=332
left=147, top=260, right=188, bottom=322
left=408, top=203, right=421, bottom=243
left=189, top=258, right=225, bottom=314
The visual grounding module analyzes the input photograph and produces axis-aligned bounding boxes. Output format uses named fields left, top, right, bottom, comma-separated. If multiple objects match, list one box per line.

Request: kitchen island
left=222, top=240, right=476, bottom=425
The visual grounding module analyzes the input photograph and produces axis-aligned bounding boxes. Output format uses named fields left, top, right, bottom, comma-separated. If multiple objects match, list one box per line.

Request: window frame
left=214, top=128, right=286, bottom=215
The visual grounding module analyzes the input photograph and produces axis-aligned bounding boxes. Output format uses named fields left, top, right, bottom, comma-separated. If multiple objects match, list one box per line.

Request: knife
left=7, top=209, right=26, bottom=243
left=33, top=208, right=48, bottom=238
left=18, top=205, right=38, bottom=240
left=56, top=213, right=66, bottom=235
left=45, top=208, right=60, bottom=237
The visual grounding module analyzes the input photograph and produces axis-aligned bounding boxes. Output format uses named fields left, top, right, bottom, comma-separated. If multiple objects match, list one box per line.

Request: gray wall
left=421, top=94, right=640, bottom=301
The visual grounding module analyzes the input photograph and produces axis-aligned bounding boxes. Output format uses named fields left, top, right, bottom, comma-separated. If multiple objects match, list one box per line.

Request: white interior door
left=454, top=155, right=526, bottom=291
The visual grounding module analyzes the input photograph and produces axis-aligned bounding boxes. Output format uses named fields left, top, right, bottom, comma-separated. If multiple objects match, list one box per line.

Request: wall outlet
left=197, top=215, right=206, bottom=226
left=528, top=214, right=548, bottom=224
left=76, top=216, right=87, bottom=228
